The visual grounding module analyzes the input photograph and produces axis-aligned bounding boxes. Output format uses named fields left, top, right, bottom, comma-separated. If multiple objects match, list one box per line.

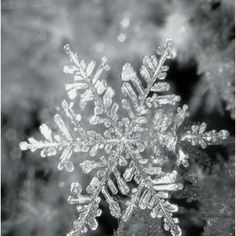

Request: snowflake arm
left=67, top=145, right=124, bottom=236
left=19, top=111, right=122, bottom=172
left=180, top=123, right=229, bottom=148
left=122, top=146, right=183, bottom=236
left=63, top=44, right=123, bottom=137
left=121, top=39, right=180, bottom=115
left=143, top=104, right=229, bottom=167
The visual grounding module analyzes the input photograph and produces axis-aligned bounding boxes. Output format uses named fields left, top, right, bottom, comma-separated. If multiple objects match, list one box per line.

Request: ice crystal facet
left=20, top=40, right=229, bottom=236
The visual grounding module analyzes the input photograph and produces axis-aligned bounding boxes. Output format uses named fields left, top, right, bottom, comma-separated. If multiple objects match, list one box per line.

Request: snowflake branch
left=124, top=144, right=182, bottom=236
left=68, top=144, right=124, bottom=235
left=64, top=44, right=123, bottom=138
left=140, top=40, right=173, bottom=106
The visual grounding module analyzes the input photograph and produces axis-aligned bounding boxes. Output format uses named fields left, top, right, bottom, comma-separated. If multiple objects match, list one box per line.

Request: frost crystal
left=20, top=40, right=229, bottom=236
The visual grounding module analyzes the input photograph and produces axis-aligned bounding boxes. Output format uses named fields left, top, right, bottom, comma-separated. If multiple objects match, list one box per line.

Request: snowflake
left=20, top=40, right=229, bottom=236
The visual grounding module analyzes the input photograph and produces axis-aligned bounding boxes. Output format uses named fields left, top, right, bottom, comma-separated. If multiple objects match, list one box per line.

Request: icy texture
left=20, top=40, right=229, bottom=236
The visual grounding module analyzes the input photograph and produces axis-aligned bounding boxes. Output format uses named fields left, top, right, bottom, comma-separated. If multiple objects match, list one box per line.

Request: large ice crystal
left=20, top=40, right=229, bottom=236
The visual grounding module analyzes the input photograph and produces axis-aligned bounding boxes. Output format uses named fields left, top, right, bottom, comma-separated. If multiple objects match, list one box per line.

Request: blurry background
left=1, top=0, right=235, bottom=235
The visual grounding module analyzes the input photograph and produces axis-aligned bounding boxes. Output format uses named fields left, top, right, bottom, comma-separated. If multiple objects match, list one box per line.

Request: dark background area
left=1, top=0, right=235, bottom=235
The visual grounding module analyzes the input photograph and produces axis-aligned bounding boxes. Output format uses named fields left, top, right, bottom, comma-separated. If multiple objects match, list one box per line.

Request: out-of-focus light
left=93, top=42, right=104, bottom=53
left=5, top=129, right=17, bottom=141
left=133, top=25, right=140, bottom=33
left=59, top=182, right=65, bottom=188
left=120, top=17, right=130, bottom=28
left=117, top=33, right=127, bottom=42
